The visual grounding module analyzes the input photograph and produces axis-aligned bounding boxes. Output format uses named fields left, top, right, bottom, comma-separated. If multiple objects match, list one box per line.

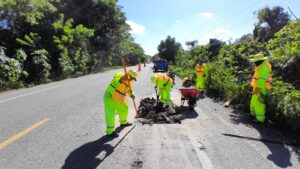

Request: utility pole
left=288, top=6, right=299, bottom=21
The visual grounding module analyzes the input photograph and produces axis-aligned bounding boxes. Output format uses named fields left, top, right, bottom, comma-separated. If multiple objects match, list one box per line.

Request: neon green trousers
left=104, top=92, right=129, bottom=134
left=250, top=93, right=266, bottom=123
left=159, top=84, right=172, bottom=105
left=196, top=76, right=205, bottom=90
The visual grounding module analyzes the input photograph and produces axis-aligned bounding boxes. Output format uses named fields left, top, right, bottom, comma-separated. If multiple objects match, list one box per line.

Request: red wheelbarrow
left=178, top=88, right=201, bottom=108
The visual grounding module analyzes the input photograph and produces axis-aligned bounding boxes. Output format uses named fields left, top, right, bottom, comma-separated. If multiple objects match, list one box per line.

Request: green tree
left=206, top=38, right=225, bottom=62
left=192, top=45, right=208, bottom=62
left=0, top=0, right=59, bottom=56
left=0, top=47, right=27, bottom=88
left=267, top=20, right=300, bottom=87
left=30, top=49, right=51, bottom=83
left=57, top=0, right=130, bottom=67
left=120, top=40, right=145, bottom=65
left=0, top=0, right=59, bottom=25
left=253, top=6, right=290, bottom=42
left=52, top=14, right=94, bottom=77
left=157, top=35, right=182, bottom=62
left=16, top=32, right=51, bottom=83
left=235, top=33, right=253, bottom=44
left=0, top=0, right=145, bottom=88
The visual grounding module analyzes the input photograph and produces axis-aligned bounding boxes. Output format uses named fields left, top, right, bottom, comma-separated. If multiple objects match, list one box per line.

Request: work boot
left=107, top=131, right=119, bottom=137
left=120, top=123, right=132, bottom=127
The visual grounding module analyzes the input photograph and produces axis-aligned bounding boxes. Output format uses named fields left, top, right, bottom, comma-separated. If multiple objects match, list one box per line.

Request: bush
left=30, top=49, right=51, bottom=84
left=266, top=80, right=300, bottom=130
left=268, top=20, right=300, bottom=88
left=206, top=60, right=243, bottom=101
left=0, top=47, right=27, bottom=89
left=171, top=28, right=300, bottom=131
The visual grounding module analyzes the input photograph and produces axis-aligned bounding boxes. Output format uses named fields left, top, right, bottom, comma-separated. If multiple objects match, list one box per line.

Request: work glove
left=130, top=95, right=135, bottom=99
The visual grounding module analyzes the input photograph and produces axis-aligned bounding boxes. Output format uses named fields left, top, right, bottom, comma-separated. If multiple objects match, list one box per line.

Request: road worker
left=250, top=54, right=272, bottom=123
left=103, top=70, right=137, bottom=137
left=195, top=59, right=208, bottom=91
left=151, top=73, right=173, bottom=106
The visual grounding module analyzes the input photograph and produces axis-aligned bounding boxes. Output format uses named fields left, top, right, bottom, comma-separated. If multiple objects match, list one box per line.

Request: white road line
left=188, top=134, right=215, bottom=169
left=0, top=85, right=61, bottom=103
left=0, top=71, right=105, bottom=104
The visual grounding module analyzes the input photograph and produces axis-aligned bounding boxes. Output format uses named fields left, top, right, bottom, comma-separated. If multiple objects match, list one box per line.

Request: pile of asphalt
left=136, top=97, right=186, bottom=124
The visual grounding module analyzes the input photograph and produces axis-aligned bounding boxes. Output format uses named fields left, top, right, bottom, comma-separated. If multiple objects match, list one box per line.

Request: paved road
left=0, top=65, right=299, bottom=169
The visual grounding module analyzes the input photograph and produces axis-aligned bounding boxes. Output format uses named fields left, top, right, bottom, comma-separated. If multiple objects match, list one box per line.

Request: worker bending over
left=103, top=70, right=137, bottom=137
left=151, top=73, right=173, bottom=106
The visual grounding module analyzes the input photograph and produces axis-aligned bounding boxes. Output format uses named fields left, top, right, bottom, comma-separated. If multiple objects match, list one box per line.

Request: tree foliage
left=253, top=6, right=290, bottom=42
left=206, top=38, right=224, bottom=61
left=0, top=47, right=27, bottom=88
left=268, top=20, right=300, bottom=87
left=157, top=35, right=182, bottom=62
left=52, top=14, right=94, bottom=77
left=0, top=0, right=145, bottom=87
left=169, top=7, right=300, bottom=130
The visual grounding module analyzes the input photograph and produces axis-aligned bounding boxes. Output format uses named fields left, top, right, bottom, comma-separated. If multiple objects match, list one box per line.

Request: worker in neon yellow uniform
left=151, top=73, right=173, bottom=106
left=104, top=70, right=137, bottom=137
left=195, top=59, right=208, bottom=90
left=250, top=54, right=272, bottom=123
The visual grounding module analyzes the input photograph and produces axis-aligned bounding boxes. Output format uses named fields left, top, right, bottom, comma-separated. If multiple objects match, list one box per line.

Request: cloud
left=126, top=20, right=146, bottom=35
left=200, top=12, right=214, bottom=19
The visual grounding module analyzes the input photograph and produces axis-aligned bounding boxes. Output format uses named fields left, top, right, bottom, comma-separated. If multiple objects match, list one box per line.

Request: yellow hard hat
left=127, top=70, right=137, bottom=80
left=151, top=75, right=158, bottom=83
left=250, top=53, right=268, bottom=62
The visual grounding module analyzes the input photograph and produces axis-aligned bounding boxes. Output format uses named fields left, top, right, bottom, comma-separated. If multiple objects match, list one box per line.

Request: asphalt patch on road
left=136, top=97, right=197, bottom=124
left=131, top=159, right=143, bottom=169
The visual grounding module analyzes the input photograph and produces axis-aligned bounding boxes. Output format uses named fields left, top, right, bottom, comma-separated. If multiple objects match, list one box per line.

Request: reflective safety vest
left=195, top=63, right=207, bottom=77
left=251, top=61, right=272, bottom=90
left=156, top=73, right=173, bottom=88
left=106, top=72, right=134, bottom=103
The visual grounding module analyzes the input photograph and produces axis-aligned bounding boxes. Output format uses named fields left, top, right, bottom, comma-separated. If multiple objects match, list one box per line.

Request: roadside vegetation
left=0, top=0, right=150, bottom=91
left=157, top=6, right=300, bottom=131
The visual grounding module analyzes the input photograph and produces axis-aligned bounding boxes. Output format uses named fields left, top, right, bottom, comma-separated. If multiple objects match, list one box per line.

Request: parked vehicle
left=153, top=59, right=168, bottom=72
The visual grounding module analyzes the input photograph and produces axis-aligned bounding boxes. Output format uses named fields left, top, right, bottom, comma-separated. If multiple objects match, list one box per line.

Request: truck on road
left=153, top=59, right=168, bottom=72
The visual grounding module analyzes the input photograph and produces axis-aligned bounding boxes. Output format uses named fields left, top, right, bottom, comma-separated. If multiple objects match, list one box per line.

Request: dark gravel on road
left=136, top=97, right=195, bottom=124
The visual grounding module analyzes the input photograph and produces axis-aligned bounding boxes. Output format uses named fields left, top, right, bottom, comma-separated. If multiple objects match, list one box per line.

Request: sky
left=118, top=0, right=300, bottom=56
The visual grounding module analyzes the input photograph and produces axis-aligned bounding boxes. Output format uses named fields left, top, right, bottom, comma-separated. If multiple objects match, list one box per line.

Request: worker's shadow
left=176, top=106, right=199, bottom=119
left=61, top=127, right=124, bottom=169
left=228, top=114, right=296, bottom=168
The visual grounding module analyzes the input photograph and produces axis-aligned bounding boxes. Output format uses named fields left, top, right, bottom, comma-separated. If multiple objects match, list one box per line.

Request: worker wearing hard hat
left=103, top=70, right=137, bottom=137
left=151, top=73, right=173, bottom=106
left=250, top=54, right=272, bottom=123
left=195, top=59, right=208, bottom=91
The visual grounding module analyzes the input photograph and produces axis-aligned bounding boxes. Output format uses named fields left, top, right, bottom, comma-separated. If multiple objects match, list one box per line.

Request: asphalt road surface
left=0, top=64, right=299, bottom=169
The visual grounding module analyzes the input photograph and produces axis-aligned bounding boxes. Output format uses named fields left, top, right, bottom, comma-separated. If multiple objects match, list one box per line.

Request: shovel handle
left=121, top=58, right=138, bottom=115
